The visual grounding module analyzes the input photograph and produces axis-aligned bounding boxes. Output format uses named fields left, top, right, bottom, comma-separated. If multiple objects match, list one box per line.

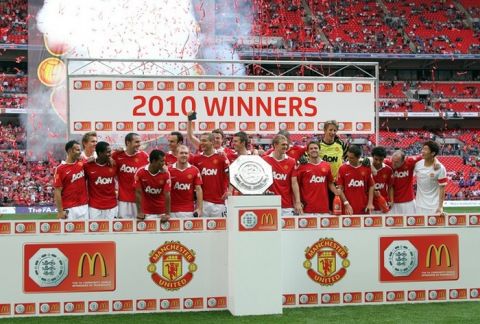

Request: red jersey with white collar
left=372, top=163, right=393, bottom=210
left=168, top=163, right=202, bottom=212
left=112, top=150, right=149, bottom=202
left=295, top=161, right=333, bottom=213
left=190, top=151, right=229, bottom=204
left=337, top=163, right=374, bottom=214
left=263, top=154, right=297, bottom=208
left=385, top=155, right=422, bottom=203
left=134, top=166, right=171, bottom=214
left=84, top=162, right=117, bottom=209
left=53, top=160, right=88, bottom=209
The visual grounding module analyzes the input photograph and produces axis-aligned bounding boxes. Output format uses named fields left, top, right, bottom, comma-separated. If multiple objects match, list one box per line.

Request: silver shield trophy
left=229, top=155, right=273, bottom=195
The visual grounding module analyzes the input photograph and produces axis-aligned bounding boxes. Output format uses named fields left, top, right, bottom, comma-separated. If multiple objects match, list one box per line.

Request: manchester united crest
left=303, top=238, right=350, bottom=286
left=148, top=241, right=197, bottom=291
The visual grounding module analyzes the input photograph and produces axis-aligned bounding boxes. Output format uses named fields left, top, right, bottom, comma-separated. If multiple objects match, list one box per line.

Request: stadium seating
left=0, top=0, right=28, bottom=44
left=252, top=0, right=480, bottom=54
left=0, top=150, right=55, bottom=206
left=0, top=72, right=27, bottom=109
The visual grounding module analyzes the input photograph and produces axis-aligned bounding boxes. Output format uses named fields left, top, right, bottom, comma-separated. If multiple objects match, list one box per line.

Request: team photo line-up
left=54, top=114, right=447, bottom=221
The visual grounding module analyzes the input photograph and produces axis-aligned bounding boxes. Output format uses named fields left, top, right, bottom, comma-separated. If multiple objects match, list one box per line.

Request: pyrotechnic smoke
left=27, top=0, right=253, bottom=159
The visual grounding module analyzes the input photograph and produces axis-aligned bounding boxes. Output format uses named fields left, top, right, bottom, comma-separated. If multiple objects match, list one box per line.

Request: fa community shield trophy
left=229, top=155, right=273, bottom=195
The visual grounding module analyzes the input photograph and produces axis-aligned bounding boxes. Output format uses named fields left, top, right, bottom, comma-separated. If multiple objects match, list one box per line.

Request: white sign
left=1, top=212, right=479, bottom=318
left=68, top=77, right=375, bottom=134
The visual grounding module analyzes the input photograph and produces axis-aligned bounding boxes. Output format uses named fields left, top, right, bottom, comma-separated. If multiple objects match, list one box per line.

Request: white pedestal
left=227, top=195, right=282, bottom=316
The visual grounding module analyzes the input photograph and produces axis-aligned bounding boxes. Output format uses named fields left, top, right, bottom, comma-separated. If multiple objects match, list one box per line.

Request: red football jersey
left=337, top=163, right=374, bottom=214
left=264, top=145, right=306, bottom=161
left=84, top=162, right=117, bottom=209
left=134, top=166, right=171, bottom=214
left=169, top=163, right=202, bottom=212
left=190, top=151, right=229, bottom=204
left=385, top=155, right=422, bottom=203
left=372, top=164, right=393, bottom=210
left=219, top=147, right=237, bottom=163
left=112, top=150, right=149, bottom=203
left=164, top=151, right=177, bottom=166
left=53, top=161, right=88, bottom=209
left=295, top=161, right=333, bottom=213
left=263, top=154, right=297, bottom=208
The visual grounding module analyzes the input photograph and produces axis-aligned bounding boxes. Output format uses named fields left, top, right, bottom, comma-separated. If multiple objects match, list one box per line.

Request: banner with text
left=68, top=77, right=375, bottom=135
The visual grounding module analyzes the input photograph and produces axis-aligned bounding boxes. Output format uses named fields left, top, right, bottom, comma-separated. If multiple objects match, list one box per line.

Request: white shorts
left=171, top=211, right=194, bottom=218
left=66, top=204, right=89, bottom=220
left=89, top=206, right=118, bottom=220
left=118, top=201, right=137, bottom=219
left=281, top=208, right=295, bottom=216
left=416, top=206, right=438, bottom=216
left=203, top=201, right=226, bottom=218
left=390, top=200, right=416, bottom=215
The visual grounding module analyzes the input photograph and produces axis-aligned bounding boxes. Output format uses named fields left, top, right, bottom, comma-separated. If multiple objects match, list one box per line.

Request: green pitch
left=2, top=302, right=480, bottom=323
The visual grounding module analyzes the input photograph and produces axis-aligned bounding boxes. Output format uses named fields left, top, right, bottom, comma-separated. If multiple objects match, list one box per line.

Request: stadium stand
left=252, top=0, right=480, bottom=54
left=0, top=0, right=28, bottom=44
left=0, top=150, right=55, bottom=206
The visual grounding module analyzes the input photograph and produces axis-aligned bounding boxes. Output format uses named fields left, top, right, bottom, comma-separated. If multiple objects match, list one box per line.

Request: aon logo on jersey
left=393, top=170, right=409, bottom=178
left=202, top=168, right=218, bottom=176
left=273, top=172, right=287, bottom=181
left=71, top=170, right=85, bottom=183
left=309, top=175, right=326, bottom=183
left=95, top=177, right=113, bottom=185
left=348, top=179, right=364, bottom=187
left=374, top=183, right=385, bottom=190
left=174, top=182, right=191, bottom=190
left=322, top=155, right=338, bottom=163
left=120, top=164, right=138, bottom=174
left=145, top=186, right=162, bottom=194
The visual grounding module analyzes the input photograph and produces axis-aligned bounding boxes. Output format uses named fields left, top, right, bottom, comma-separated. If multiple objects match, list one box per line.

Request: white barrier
left=1, top=212, right=480, bottom=318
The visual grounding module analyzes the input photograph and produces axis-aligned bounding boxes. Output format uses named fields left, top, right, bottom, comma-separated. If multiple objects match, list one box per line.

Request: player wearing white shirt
left=414, top=141, right=447, bottom=215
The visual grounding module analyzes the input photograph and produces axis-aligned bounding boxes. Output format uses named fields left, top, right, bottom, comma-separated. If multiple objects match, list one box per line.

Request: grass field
left=2, top=302, right=480, bottom=323
left=0, top=206, right=478, bottom=221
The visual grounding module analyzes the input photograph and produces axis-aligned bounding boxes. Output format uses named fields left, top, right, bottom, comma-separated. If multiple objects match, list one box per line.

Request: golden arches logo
left=261, top=212, right=274, bottom=225
left=77, top=252, right=107, bottom=277
left=426, top=244, right=451, bottom=268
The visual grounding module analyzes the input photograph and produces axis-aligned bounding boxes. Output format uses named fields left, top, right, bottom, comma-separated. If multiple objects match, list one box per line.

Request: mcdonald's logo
left=78, top=252, right=108, bottom=277
left=0, top=304, right=10, bottom=313
left=426, top=244, right=451, bottom=268
left=261, top=212, right=274, bottom=225
left=0, top=224, right=9, bottom=232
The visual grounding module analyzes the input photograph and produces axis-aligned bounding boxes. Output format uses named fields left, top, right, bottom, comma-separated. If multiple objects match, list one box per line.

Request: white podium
left=227, top=195, right=282, bottom=316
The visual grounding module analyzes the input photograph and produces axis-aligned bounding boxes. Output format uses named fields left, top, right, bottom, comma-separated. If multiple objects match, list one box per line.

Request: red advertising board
left=238, top=208, right=278, bottom=231
left=380, top=235, right=458, bottom=282
left=23, top=241, right=116, bottom=292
